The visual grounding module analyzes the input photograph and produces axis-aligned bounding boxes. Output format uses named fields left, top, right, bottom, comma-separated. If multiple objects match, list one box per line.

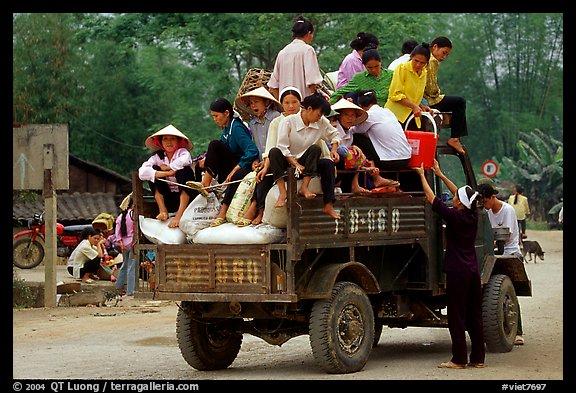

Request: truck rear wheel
left=176, top=304, right=242, bottom=370
left=309, top=281, right=374, bottom=374
left=482, top=274, right=517, bottom=352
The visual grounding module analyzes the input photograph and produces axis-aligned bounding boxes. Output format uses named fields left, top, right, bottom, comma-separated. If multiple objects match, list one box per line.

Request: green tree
left=500, top=129, right=563, bottom=220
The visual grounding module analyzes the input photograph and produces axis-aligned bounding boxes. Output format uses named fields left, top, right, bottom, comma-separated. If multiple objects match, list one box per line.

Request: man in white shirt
left=478, top=183, right=525, bottom=345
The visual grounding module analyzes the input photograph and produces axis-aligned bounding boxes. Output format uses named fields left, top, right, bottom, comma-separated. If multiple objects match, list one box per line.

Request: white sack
left=179, top=193, right=221, bottom=238
left=192, top=222, right=286, bottom=245
left=262, top=177, right=323, bottom=229
left=138, top=215, right=187, bottom=245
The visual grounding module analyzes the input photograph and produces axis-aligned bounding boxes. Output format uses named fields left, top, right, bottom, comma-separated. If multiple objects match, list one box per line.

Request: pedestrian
left=114, top=193, right=136, bottom=297
left=478, top=183, right=526, bottom=346
left=267, top=15, right=324, bottom=101
left=424, top=36, right=469, bottom=154
left=508, top=185, right=530, bottom=239
left=415, top=159, right=485, bottom=369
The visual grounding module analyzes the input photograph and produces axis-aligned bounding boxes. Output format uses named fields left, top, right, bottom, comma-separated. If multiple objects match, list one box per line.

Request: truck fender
left=298, top=261, right=380, bottom=300
left=480, top=255, right=532, bottom=297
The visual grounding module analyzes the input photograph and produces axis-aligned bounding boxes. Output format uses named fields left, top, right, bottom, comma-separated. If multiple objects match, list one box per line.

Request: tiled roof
left=13, top=192, right=122, bottom=226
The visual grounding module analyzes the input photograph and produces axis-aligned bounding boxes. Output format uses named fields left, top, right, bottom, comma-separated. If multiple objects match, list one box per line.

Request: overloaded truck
left=132, top=137, right=531, bottom=374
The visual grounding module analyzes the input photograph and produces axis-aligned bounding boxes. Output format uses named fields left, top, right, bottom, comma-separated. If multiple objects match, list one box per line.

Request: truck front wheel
left=482, top=274, right=518, bottom=352
left=309, top=281, right=374, bottom=374
left=176, top=304, right=242, bottom=370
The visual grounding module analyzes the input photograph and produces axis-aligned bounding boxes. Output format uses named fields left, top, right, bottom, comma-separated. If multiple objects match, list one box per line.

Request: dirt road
left=12, top=230, right=565, bottom=385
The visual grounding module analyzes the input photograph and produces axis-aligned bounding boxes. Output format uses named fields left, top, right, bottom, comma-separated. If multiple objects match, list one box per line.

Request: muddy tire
left=482, top=274, right=518, bottom=352
left=309, top=281, right=374, bottom=374
left=13, top=238, right=45, bottom=269
left=176, top=304, right=242, bottom=370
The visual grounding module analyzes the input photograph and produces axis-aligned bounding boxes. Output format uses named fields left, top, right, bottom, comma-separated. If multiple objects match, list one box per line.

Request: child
left=138, top=124, right=198, bottom=228
left=331, top=97, right=399, bottom=193
left=235, top=86, right=282, bottom=157
left=268, top=93, right=342, bottom=219
left=232, top=87, right=282, bottom=226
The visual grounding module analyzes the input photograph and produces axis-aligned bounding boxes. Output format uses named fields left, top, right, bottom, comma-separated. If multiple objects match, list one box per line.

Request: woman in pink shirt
left=114, top=195, right=136, bottom=296
left=138, top=124, right=199, bottom=228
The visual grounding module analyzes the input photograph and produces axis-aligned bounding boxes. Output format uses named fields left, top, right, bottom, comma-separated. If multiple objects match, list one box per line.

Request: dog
left=521, top=240, right=545, bottom=263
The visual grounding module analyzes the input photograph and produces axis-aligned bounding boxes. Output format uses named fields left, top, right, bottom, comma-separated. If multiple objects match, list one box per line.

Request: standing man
left=478, top=183, right=526, bottom=345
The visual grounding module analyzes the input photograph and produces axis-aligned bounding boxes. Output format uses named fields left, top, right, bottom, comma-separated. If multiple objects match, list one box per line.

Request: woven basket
left=234, top=67, right=334, bottom=121
left=234, top=68, right=273, bottom=121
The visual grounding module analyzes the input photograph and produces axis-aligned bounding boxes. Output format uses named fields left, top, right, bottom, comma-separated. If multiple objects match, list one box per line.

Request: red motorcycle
left=13, top=212, right=92, bottom=269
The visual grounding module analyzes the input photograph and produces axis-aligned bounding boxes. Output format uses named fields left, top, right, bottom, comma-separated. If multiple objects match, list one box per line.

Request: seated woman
left=351, top=90, right=412, bottom=172
left=268, top=93, right=342, bottom=219
left=331, top=97, right=399, bottom=193
left=329, top=45, right=393, bottom=108
left=384, top=43, right=434, bottom=128
left=138, top=124, right=198, bottom=228
left=201, top=98, right=260, bottom=227
left=66, top=227, right=106, bottom=284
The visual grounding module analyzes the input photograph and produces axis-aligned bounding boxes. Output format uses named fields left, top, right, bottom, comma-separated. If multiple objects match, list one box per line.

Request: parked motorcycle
left=13, top=212, right=92, bottom=269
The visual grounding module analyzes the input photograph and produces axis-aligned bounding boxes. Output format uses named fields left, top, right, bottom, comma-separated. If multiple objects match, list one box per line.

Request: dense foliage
left=13, top=13, right=563, bottom=220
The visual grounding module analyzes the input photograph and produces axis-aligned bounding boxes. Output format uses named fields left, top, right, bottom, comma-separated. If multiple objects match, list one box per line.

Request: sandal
left=235, top=218, right=252, bottom=227
left=438, top=361, right=466, bottom=369
left=467, top=362, right=486, bottom=368
left=210, top=217, right=227, bottom=227
left=186, top=181, right=209, bottom=197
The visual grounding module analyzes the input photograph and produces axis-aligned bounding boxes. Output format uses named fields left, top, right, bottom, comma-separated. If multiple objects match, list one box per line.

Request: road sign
left=481, top=160, right=498, bottom=178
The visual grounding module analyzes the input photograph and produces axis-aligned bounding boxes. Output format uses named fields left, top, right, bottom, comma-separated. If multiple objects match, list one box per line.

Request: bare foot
left=351, top=185, right=370, bottom=194
left=298, top=187, right=316, bottom=199
left=275, top=194, right=287, bottom=208
left=251, top=209, right=264, bottom=225
left=373, top=177, right=400, bottom=188
left=447, top=138, right=465, bottom=154
left=156, top=211, right=169, bottom=221
left=168, top=216, right=180, bottom=228
left=322, top=203, right=341, bottom=219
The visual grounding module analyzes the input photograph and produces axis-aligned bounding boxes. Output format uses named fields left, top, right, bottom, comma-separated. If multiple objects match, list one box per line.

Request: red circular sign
left=481, top=160, right=498, bottom=178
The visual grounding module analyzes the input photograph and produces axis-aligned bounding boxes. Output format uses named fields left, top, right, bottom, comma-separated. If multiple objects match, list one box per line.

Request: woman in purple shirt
left=415, top=159, right=485, bottom=370
left=336, top=32, right=380, bottom=90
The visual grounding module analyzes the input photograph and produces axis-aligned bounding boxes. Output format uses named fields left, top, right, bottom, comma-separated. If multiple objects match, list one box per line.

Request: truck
left=132, top=139, right=532, bottom=375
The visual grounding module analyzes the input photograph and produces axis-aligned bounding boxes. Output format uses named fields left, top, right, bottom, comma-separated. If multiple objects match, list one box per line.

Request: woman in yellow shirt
left=508, top=184, right=530, bottom=239
left=384, top=43, right=433, bottom=127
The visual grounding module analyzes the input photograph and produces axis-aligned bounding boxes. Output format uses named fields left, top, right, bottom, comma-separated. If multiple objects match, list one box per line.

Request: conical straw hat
left=331, top=98, right=368, bottom=125
left=145, top=124, right=193, bottom=151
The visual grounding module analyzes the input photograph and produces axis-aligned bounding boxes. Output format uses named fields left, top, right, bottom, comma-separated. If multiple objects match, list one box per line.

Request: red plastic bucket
left=404, top=112, right=438, bottom=169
